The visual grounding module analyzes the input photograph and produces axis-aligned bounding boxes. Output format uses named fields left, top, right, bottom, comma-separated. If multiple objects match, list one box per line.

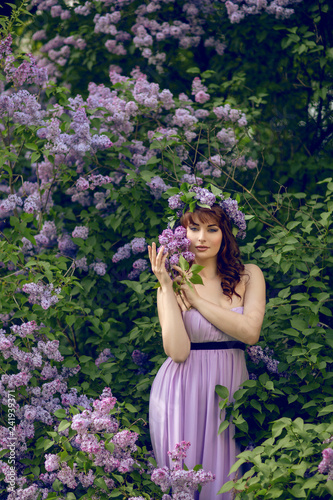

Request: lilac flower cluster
left=0, top=34, right=12, bottom=58
left=151, top=441, right=215, bottom=498
left=10, top=321, right=39, bottom=338
left=191, top=77, right=210, bottom=104
left=246, top=345, right=280, bottom=374
left=128, top=258, right=149, bottom=280
left=89, top=260, right=108, bottom=276
left=213, top=103, right=247, bottom=127
left=131, top=349, right=149, bottom=366
left=95, top=348, right=115, bottom=368
left=222, top=0, right=304, bottom=23
left=112, top=237, right=146, bottom=263
left=147, top=176, right=170, bottom=199
left=37, top=107, right=113, bottom=164
left=86, top=173, right=113, bottom=189
left=158, top=227, right=195, bottom=267
left=4, top=52, right=48, bottom=87
left=0, top=90, right=45, bottom=126
left=0, top=322, right=84, bottom=459
left=191, top=186, right=217, bottom=207
left=220, top=197, right=246, bottom=239
left=72, top=225, right=89, bottom=239
left=318, top=448, right=333, bottom=480
left=22, top=282, right=61, bottom=310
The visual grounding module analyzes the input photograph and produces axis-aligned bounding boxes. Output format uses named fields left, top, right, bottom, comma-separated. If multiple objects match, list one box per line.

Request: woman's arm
left=180, top=263, right=266, bottom=345
left=157, top=286, right=191, bottom=362
left=148, top=242, right=190, bottom=363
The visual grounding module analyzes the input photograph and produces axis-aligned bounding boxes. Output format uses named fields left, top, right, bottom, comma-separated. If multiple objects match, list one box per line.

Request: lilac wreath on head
left=166, top=183, right=247, bottom=240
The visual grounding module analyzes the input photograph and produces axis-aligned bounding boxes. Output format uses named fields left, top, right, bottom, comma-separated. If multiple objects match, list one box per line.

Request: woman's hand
left=172, top=265, right=201, bottom=309
left=148, top=242, right=172, bottom=290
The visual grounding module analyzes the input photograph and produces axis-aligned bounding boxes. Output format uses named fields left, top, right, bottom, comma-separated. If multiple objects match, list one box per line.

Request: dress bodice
left=182, top=307, right=244, bottom=343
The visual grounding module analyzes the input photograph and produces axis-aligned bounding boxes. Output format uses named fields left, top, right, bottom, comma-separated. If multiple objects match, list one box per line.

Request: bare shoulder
left=244, top=263, right=265, bottom=279
left=243, top=263, right=266, bottom=317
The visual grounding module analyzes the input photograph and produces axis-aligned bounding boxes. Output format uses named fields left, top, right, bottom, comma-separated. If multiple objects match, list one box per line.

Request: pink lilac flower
left=45, top=454, right=60, bottom=472
left=318, top=448, right=333, bottom=479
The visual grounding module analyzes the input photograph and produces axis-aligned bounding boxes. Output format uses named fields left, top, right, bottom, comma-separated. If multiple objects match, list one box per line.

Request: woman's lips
left=196, top=246, right=209, bottom=251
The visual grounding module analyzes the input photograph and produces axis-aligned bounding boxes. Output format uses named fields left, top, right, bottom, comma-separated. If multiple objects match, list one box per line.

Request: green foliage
left=214, top=179, right=333, bottom=496
left=220, top=419, right=333, bottom=499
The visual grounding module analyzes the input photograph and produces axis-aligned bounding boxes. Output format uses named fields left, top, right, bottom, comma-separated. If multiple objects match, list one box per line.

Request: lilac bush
left=26, top=0, right=303, bottom=79
left=0, top=314, right=209, bottom=498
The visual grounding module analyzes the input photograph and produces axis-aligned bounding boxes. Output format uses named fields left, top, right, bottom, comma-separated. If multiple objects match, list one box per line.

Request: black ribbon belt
left=190, top=341, right=246, bottom=351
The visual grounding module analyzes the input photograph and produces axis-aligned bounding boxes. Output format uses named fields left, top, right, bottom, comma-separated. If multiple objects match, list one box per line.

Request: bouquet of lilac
left=158, top=227, right=194, bottom=268
left=157, top=227, right=204, bottom=302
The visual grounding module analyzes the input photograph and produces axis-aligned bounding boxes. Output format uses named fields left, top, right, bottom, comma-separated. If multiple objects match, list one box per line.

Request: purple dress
left=149, top=306, right=248, bottom=499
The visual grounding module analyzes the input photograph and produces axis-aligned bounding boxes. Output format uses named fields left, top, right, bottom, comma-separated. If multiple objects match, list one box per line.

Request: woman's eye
left=189, top=227, right=198, bottom=231
left=209, top=229, right=218, bottom=232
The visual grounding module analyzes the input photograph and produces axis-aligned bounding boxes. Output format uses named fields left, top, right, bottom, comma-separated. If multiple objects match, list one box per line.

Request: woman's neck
left=195, top=257, right=219, bottom=280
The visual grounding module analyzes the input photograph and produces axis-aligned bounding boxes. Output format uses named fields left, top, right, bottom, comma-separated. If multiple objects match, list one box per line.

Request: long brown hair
left=180, top=204, right=245, bottom=300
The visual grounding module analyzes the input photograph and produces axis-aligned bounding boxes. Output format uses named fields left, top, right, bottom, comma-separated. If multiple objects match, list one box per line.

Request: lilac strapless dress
left=149, top=307, right=248, bottom=499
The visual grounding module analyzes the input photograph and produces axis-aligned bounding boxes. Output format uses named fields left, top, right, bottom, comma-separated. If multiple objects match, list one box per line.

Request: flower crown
left=165, top=183, right=247, bottom=239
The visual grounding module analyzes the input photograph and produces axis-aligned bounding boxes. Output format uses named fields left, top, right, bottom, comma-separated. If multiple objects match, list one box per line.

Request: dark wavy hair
left=180, top=204, right=245, bottom=300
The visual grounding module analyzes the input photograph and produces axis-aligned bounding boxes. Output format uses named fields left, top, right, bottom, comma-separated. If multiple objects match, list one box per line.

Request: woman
left=148, top=202, right=266, bottom=499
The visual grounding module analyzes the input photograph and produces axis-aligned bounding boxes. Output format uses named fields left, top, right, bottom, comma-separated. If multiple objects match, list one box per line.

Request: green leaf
left=43, top=439, right=54, bottom=451
left=218, top=480, right=235, bottom=493
left=318, top=404, right=333, bottom=416
left=54, top=409, right=67, bottom=418
left=58, top=420, right=71, bottom=432
left=190, top=264, right=204, bottom=274
left=215, top=385, right=229, bottom=399
left=189, top=274, right=203, bottom=285
left=94, top=477, right=109, bottom=492
left=218, top=420, right=229, bottom=435
left=179, top=254, right=189, bottom=271
left=31, top=152, right=41, bottom=163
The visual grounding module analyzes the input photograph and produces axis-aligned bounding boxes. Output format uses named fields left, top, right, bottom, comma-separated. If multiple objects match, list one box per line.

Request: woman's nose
left=198, top=231, right=206, bottom=242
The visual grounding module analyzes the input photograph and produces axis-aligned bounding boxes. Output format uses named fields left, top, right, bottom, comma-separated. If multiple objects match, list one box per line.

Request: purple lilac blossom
left=246, top=346, right=280, bottom=374
left=152, top=441, right=215, bottom=498
left=147, top=176, right=170, bottom=199
left=89, top=261, right=107, bottom=276
left=22, top=282, right=61, bottom=310
left=220, top=198, right=246, bottom=238
left=72, top=226, right=89, bottom=239
left=191, top=186, right=216, bottom=207
left=95, top=348, right=115, bottom=368
left=158, top=228, right=195, bottom=273
left=131, top=349, right=149, bottom=366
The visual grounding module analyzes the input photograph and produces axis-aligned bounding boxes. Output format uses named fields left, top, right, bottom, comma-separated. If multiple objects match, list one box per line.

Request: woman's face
left=186, top=213, right=223, bottom=261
